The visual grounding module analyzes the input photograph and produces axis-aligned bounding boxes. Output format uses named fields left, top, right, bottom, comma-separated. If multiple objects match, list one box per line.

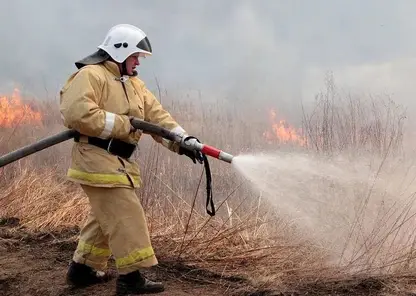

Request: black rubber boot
left=66, top=260, right=115, bottom=288
left=116, top=270, right=165, bottom=295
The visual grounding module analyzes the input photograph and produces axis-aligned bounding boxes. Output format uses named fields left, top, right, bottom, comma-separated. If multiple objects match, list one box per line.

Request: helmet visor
left=137, top=36, right=152, bottom=54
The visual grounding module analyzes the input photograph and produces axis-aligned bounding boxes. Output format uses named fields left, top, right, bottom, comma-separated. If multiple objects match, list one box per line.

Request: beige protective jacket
left=60, top=60, right=185, bottom=188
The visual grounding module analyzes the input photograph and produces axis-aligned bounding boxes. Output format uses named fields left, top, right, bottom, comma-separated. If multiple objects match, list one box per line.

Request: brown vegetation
left=1, top=77, right=415, bottom=295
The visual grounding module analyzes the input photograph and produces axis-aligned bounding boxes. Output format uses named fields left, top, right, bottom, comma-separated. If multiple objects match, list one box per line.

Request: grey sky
left=1, top=0, right=416, bottom=113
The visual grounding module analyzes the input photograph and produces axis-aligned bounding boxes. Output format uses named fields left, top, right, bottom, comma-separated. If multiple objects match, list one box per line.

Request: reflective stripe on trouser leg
left=73, top=211, right=111, bottom=271
left=80, top=184, right=158, bottom=275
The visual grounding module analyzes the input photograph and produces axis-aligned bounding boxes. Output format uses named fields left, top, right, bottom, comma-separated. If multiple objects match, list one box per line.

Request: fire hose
left=0, top=118, right=234, bottom=216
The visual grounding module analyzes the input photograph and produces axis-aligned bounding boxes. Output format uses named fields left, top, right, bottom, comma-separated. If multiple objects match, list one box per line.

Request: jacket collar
left=103, top=60, right=122, bottom=77
left=103, top=60, right=137, bottom=82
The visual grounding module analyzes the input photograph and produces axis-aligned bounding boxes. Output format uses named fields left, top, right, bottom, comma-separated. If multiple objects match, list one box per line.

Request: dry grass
left=1, top=80, right=415, bottom=294
left=302, top=73, right=406, bottom=157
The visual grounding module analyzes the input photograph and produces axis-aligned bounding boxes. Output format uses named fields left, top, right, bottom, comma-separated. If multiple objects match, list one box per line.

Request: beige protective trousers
left=72, top=184, right=158, bottom=274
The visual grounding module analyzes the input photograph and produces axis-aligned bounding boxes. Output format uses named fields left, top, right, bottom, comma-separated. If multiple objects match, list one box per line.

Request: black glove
left=179, top=136, right=204, bottom=164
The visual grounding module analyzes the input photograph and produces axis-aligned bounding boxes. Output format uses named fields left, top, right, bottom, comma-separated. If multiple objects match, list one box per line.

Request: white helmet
left=97, top=24, right=152, bottom=63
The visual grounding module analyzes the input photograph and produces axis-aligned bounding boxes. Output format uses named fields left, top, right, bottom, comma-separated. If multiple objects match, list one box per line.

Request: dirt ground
left=0, top=220, right=244, bottom=296
left=2, top=219, right=416, bottom=296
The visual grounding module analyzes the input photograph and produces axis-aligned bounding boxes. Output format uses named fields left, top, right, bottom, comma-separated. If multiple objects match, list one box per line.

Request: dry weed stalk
left=1, top=81, right=415, bottom=292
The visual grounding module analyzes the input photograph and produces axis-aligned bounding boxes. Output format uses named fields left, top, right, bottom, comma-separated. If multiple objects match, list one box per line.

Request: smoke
left=1, top=1, right=416, bottom=115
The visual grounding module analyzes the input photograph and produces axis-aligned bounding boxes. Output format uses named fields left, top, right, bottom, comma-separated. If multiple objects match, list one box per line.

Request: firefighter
left=60, top=24, right=203, bottom=295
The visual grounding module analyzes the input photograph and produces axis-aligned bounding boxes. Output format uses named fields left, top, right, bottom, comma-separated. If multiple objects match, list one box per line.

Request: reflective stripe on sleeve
left=99, top=112, right=116, bottom=139
left=162, top=125, right=187, bottom=148
left=170, top=125, right=186, bottom=136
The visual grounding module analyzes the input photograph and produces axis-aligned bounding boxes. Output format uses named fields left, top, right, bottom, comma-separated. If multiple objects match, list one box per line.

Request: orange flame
left=0, top=88, right=42, bottom=128
left=263, top=109, right=306, bottom=146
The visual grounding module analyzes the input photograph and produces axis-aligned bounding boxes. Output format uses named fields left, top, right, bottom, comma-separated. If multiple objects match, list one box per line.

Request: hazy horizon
left=1, top=1, right=416, bottom=118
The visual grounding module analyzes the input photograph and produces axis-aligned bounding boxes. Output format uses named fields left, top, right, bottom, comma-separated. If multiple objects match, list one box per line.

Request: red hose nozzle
left=180, top=137, right=234, bottom=164
left=200, top=144, right=234, bottom=163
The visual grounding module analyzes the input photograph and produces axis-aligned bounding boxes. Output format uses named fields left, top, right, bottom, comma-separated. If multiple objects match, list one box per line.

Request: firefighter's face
left=125, top=53, right=141, bottom=76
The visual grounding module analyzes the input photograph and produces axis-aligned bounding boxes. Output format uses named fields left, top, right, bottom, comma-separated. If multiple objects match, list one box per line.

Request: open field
left=2, top=78, right=416, bottom=295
